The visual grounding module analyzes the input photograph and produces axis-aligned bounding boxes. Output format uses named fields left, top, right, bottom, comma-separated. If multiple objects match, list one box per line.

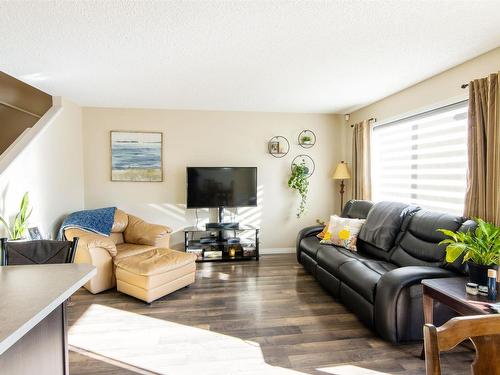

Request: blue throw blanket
left=59, top=207, right=117, bottom=240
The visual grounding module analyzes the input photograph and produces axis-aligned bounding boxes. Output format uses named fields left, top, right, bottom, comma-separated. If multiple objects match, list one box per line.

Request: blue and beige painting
left=111, top=132, right=162, bottom=182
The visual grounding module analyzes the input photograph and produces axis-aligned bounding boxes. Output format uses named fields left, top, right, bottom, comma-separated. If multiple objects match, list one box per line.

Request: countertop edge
left=0, top=265, right=96, bottom=355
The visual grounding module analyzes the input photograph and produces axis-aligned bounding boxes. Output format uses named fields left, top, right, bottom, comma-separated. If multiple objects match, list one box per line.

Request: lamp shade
left=332, top=161, right=351, bottom=180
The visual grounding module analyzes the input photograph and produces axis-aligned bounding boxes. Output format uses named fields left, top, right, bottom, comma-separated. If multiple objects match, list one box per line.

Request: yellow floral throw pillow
left=320, top=215, right=366, bottom=251
left=316, top=221, right=330, bottom=240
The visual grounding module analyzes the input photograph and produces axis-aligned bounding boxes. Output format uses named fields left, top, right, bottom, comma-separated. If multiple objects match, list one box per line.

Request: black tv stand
left=184, top=225, right=259, bottom=262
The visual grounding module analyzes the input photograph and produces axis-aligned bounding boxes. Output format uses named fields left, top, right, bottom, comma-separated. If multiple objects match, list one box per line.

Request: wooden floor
left=68, top=254, right=473, bottom=375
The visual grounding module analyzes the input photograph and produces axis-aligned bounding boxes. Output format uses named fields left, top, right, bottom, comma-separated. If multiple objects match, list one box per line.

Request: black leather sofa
left=296, top=200, right=475, bottom=343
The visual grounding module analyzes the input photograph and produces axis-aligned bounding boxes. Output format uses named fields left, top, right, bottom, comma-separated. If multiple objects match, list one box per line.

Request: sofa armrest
left=65, top=228, right=117, bottom=257
left=124, top=215, right=172, bottom=248
left=374, top=266, right=455, bottom=342
left=296, top=225, right=324, bottom=262
left=64, top=228, right=117, bottom=294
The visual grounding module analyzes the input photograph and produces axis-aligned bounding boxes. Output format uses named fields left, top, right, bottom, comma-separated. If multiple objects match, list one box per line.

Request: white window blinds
left=371, top=100, right=468, bottom=215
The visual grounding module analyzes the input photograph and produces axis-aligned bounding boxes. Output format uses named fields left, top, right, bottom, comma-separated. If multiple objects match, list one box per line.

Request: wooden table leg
left=423, top=292, right=434, bottom=324
left=421, top=292, right=434, bottom=359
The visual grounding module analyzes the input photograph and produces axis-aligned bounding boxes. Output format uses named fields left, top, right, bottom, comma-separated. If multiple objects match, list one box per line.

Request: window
left=371, top=100, right=468, bottom=215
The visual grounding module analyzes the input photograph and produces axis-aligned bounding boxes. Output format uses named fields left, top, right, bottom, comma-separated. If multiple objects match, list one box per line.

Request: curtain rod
left=350, top=117, right=376, bottom=128
left=348, top=83, right=468, bottom=129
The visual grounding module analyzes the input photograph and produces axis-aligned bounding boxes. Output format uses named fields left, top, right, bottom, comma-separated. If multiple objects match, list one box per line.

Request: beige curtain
left=352, top=119, right=372, bottom=200
left=464, top=73, right=500, bottom=225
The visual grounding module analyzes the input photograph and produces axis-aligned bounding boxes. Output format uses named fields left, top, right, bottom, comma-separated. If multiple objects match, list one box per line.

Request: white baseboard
left=260, top=247, right=295, bottom=254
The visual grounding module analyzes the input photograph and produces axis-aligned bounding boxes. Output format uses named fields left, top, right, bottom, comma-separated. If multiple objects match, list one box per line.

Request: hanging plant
left=288, top=161, right=309, bottom=218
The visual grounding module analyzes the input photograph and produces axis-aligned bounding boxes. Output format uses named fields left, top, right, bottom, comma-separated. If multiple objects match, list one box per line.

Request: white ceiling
left=1, top=1, right=499, bottom=113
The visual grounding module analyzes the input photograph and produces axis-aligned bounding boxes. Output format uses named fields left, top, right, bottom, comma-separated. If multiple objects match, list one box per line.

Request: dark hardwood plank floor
left=68, top=254, right=473, bottom=375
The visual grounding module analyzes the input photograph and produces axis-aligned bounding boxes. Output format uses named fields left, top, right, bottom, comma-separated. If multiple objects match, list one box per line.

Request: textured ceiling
left=1, top=1, right=499, bottom=113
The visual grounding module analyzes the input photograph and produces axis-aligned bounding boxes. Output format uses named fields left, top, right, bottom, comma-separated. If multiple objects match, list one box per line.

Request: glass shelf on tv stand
left=183, top=225, right=259, bottom=262
left=184, top=225, right=259, bottom=232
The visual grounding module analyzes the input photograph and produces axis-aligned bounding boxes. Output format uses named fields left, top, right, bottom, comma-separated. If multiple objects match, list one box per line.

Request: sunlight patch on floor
left=69, top=304, right=306, bottom=375
left=197, top=267, right=233, bottom=281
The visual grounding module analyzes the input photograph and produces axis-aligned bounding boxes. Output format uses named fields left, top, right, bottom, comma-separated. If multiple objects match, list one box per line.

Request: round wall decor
left=298, top=129, right=316, bottom=148
left=291, top=154, right=315, bottom=178
left=268, top=136, right=290, bottom=158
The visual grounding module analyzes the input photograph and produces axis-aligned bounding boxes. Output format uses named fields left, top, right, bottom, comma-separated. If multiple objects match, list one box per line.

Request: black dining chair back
left=0, top=238, right=79, bottom=266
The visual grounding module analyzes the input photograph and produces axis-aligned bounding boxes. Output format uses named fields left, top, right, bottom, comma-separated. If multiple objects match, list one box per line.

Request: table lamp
left=332, top=161, right=351, bottom=210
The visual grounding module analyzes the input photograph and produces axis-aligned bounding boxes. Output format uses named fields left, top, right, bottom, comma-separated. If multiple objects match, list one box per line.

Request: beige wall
left=82, top=108, right=343, bottom=251
left=342, top=46, right=500, bottom=200
left=0, top=98, right=84, bottom=238
left=4, top=48, right=494, bottom=243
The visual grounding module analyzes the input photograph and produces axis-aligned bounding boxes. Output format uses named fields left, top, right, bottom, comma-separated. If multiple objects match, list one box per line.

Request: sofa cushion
left=341, top=200, right=374, bottom=219
left=115, top=248, right=196, bottom=303
left=358, top=201, right=419, bottom=260
left=361, top=259, right=398, bottom=275
left=317, top=246, right=366, bottom=276
left=124, top=215, right=172, bottom=247
left=114, top=248, right=197, bottom=276
left=390, top=210, right=468, bottom=267
left=115, top=243, right=156, bottom=260
left=337, top=259, right=397, bottom=303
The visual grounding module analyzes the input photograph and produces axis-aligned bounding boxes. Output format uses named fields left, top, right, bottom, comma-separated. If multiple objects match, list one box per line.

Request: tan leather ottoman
left=114, top=248, right=197, bottom=303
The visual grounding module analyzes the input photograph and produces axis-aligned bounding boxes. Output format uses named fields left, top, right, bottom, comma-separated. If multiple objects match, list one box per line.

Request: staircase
left=0, top=71, right=52, bottom=155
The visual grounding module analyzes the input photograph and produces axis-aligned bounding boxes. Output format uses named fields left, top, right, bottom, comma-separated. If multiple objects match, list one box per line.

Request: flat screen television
left=186, top=167, right=257, bottom=208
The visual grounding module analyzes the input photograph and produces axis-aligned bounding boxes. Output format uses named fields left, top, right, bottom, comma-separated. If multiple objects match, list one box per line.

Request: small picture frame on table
left=28, top=227, right=43, bottom=240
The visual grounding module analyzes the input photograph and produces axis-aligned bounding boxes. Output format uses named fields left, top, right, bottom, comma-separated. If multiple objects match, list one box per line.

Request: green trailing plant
left=288, top=161, right=309, bottom=218
left=438, top=218, right=500, bottom=266
left=301, top=135, right=312, bottom=143
left=0, top=192, right=32, bottom=240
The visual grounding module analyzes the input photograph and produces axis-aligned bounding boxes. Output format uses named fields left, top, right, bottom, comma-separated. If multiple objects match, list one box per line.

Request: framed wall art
left=111, top=131, right=163, bottom=182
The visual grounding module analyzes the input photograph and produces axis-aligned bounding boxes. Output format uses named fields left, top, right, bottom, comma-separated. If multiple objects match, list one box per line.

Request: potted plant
left=288, top=161, right=309, bottom=218
left=438, top=218, right=500, bottom=285
left=300, top=135, right=312, bottom=145
left=0, top=192, right=32, bottom=240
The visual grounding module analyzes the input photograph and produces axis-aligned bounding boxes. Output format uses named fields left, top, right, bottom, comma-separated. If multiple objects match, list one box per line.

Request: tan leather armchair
left=65, top=209, right=172, bottom=294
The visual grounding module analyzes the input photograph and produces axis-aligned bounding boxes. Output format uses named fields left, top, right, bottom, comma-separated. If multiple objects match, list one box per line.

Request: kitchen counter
left=0, top=263, right=95, bottom=374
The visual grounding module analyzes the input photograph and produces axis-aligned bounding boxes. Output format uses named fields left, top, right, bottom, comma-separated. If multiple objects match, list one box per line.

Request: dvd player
left=205, top=222, right=239, bottom=230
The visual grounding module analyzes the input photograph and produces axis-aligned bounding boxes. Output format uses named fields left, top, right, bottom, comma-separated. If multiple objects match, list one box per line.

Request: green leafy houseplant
left=0, top=192, right=32, bottom=240
left=438, top=219, right=500, bottom=266
left=288, top=161, right=309, bottom=218
left=438, top=218, right=500, bottom=285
